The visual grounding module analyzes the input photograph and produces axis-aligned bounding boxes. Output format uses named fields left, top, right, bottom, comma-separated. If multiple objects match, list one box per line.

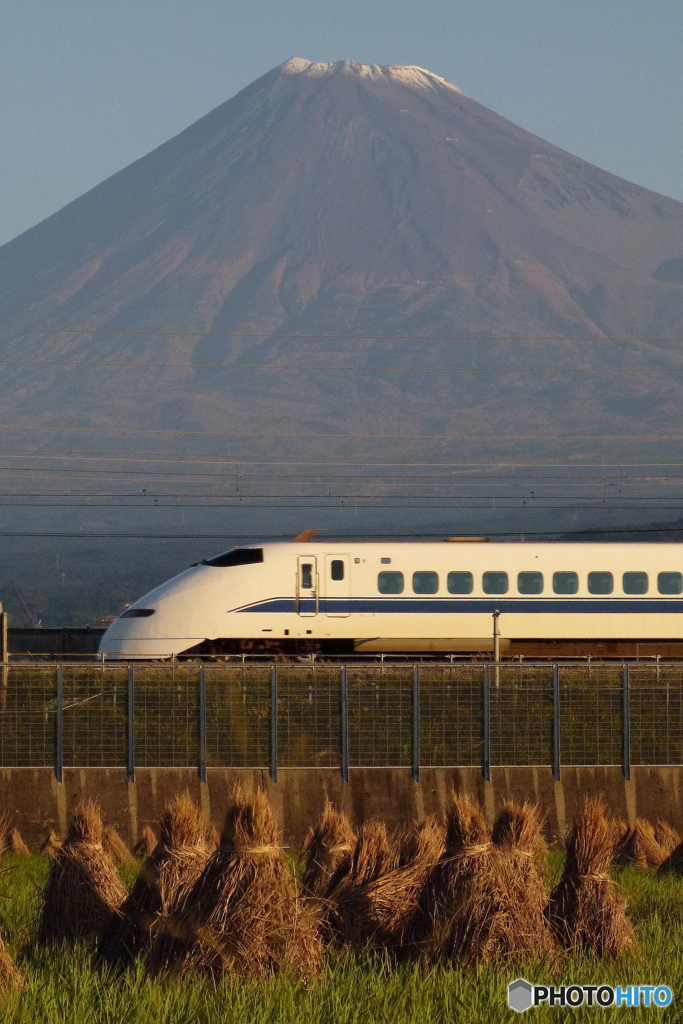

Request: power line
left=2, top=326, right=682, bottom=341
left=2, top=424, right=683, bottom=440
left=2, top=357, right=682, bottom=371
left=0, top=527, right=681, bottom=540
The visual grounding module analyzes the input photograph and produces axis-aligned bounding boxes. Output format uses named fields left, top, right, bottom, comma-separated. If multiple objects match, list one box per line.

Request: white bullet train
left=98, top=533, right=683, bottom=659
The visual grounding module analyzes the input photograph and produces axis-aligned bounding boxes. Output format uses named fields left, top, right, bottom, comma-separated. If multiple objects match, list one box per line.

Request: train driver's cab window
left=300, top=563, right=314, bottom=589
left=658, top=571, right=683, bottom=595
left=413, top=571, right=438, bottom=594
left=553, top=572, right=578, bottom=595
left=378, top=571, right=404, bottom=594
left=330, top=559, right=345, bottom=581
left=588, top=571, right=614, bottom=595
left=448, top=571, right=473, bottom=594
left=482, top=571, right=508, bottom=595
left=517, top=571, right=543, bottom=594
left=623, top=571, right=648, bottom=594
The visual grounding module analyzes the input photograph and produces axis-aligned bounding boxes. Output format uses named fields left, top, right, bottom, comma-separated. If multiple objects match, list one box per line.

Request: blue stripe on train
left=234, top=597, right=683, bottom=614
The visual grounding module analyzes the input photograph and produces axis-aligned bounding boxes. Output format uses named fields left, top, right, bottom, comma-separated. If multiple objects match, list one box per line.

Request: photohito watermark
left=508, top=978, right=673, bottom=1012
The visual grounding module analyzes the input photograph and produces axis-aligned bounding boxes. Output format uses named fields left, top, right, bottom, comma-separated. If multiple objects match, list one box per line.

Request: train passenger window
left=588, top=571, right=613, bottom=595
left=448, top=571, right=473, bottom=594
left=378, top=571, right=404, bottom=594
left=330, top=560, right=345, bottom=581
left=553, top=572, right=578, bottom=594
left=413, top=571, right=438, bottom=594
left=300, top=563, right=313, bottom=589
left=658, top=571, right=683, bottom=595
left=623, top=571, right=648, bottom=594
left=517, top=571, right=543, bottom=594
left=482, top=571, right=508, bottom=594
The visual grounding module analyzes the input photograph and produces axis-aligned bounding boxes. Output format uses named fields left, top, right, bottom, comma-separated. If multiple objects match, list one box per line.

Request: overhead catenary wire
left=2, top=357, right=683, bottom=371
left=2, top=326, right=683, bottom=341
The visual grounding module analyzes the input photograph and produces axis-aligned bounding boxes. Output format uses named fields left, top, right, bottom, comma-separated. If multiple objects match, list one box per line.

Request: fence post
left=127, top=664, right=135, bottom=783
left=552, top=664, right=561, bottom=780
left=55, top=664, right=63, bottom=783
left=483, top=664, right=491, bottom=781
left=198, top=663, right=206, bottom=783
left=412, top=664, right=420, bottom=782
left=270, top=665, right=278, bottom=783
left=622, top=663, right=631, bottom=781
left=340, top=666, right=349, bottom=782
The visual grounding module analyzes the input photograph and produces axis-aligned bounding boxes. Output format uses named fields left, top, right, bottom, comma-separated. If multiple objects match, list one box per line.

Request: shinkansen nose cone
left=98, top=564, right=211, bottom=658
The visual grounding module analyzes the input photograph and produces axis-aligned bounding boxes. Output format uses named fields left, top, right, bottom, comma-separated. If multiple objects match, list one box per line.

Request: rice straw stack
left=0, top=938, right=23, bottom=996
left=614, top=819, right=666, bottom=869
left=133, top=826, right=157, bottom=859
left=412, top=792, right=493, bottom=960
left=443, top=800, right=556, bottom=966
left=36, top=800, right=127, bottom=944
left=99, top=792, right=210, bottom=965
left=6, top=829, right=30, bottom=858
left=343, top=818, right=445, bottom=954
left=148, top=785, right=323, bottom=981
left=300, top=801, right=356, bottom=896
left=548, top=798, right=637, bottom=958
left=40, top=830, right=62, bottom=859
left=103, top=826, right=136, bottom=868
left=654, top=820, right=680, bottom=859
left=321, top=820, right=398, bottom=946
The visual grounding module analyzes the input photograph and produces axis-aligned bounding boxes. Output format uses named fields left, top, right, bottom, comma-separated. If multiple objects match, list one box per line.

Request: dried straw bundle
left=36, top=800, right=127, bottom=944
left=103, top=826, right=136, bottom=868
left=40, top=830, right=62, bottom=859
left=148, top=785, right=323, bottom=980
left=6, top=829, right=30, bottom=858
left=133, top=826, right=157, bottom=859
left=300, top=801, right=356, bottom=896
left=0, top=938, right=23, bottom=996
left=205, top=823, right=221, bottom=850
left=321, top=820, right=398, bottom=945
left=614, top=819, right=665, bottom=869
left=340, top=818, right=445, bottom=954
left=99, top=792, right=210, bottom=965
left=654, top=820, right=680, bottom=858
left=445, top=801, right=556, bottom=966
left=548, top=798, right=636, bottom=958
left=492, top=801, right=548, bottom=861
left=412, top=792, right=492, bottom=959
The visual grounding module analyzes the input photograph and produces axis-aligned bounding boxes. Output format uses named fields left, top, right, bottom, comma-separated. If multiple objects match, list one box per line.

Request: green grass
left=0, top=855, right=682, bottom=1022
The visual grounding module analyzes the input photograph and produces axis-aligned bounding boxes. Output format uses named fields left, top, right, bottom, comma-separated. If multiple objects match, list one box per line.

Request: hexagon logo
left=508, top=978, right=534, bottom=1013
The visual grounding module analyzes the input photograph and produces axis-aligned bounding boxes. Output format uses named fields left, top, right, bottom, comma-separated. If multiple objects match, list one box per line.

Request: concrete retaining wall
left=2, top=766, right=682, bottom=848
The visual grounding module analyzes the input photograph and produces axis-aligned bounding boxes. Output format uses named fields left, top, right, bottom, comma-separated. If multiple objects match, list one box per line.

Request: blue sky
left=1, top=0, right=681, bottom=246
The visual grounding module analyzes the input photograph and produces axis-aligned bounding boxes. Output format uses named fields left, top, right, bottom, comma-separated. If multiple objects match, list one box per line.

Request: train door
left=324, top=554, right=351, bottom=617
left=296, top=556, right=318, bottom=616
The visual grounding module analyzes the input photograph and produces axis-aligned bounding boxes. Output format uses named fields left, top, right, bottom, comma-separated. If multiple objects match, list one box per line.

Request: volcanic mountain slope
left=0, top=57, right=683, bottom=447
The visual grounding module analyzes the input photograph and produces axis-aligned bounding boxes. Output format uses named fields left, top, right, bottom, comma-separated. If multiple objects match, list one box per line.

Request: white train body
left=98, top=540, right=683, bottom=659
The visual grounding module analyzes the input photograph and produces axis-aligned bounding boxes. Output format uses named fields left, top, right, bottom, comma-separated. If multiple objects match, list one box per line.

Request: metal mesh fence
left=3, top=660, right=683, bottom=770
left=420, top=665, right=483, bottom=767
left=63, top=665, right=127, bottom=767
left=0, top=666, right=54, bottom=767
left=347, top=667, right=413, bottom=767
left=560, top=665, right=623, bottom=765
left=490, top=665, right=555, bottom=766
left=205, top=665, right=270, bottom=768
